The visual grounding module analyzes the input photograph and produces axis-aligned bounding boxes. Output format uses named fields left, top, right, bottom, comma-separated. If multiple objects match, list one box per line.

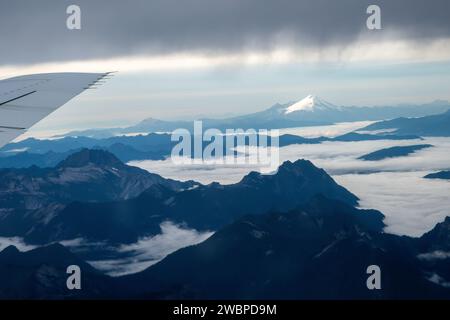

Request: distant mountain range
left=60, top=96, right=450, bottom=138
left=0, top=133, right=174, bottom=160
left=0, top=130, right=422, bottom=169
left=0, top=133, right=176, bottom=168
left=361, top=109, right=450, bottom=137
left=2, top=95, right=445, bottom=170
left=358, top=144, right=433, bottom=161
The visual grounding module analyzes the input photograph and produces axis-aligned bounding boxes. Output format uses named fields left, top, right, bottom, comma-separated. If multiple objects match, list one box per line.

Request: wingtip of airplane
left=84, top=72, right=117, bottom=89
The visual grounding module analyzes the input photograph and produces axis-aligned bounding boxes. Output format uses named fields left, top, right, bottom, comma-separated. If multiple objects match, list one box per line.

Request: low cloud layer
left=84, top=221, right=213, bottom=276
left=336, top=172, right=450, bottom=237
left=131, top=136, right=450, bottom=184
left=131, top=134, right=450, bottom=237
left=1, top=0, right=450, bottom=65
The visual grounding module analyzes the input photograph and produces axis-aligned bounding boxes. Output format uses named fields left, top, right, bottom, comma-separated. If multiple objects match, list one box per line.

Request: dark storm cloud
left=1, top=0, right=449, bottom=65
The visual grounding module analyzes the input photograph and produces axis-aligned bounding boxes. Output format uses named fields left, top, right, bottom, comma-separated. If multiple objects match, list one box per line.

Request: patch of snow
left=285, top=95, right=340, bottom=114
left=356, top=128, right=398, bottom=135
left=285, top=95, right=316, bottom=113
left=2, top=147, right=29, bottom=153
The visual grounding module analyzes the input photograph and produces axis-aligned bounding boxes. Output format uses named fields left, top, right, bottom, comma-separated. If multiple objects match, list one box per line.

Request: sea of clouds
left=2, top=121, right=449, bottom=276
left=129, top=126, right=450, bottom=237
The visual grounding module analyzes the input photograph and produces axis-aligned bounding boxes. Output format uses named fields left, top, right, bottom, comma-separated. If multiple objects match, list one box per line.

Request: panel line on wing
left=0, top=104, right=55, bottom=112
left=0, top=125, right=26, bottom=130
left=0, top=91, right=37, bottom=106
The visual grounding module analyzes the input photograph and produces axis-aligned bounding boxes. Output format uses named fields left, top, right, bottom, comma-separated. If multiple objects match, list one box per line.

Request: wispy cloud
left=418, top=250, right=450, bottom=261
left=0, top=237, right=36, bottom=252
left=0, top=223, right=213, bottom=276
left=85, top=221, right=213, bottom=276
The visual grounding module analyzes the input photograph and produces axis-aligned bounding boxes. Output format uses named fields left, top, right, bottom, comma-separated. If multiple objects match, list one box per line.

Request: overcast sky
left=1, top=0, right=450, bottom=132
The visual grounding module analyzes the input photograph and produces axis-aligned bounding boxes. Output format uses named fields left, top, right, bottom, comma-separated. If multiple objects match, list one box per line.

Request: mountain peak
left=237, top=159, right=358, bottom=206
left=240, top=159, right=316, bottom=183
left=285, top=95, right=316, bottom=113
left=0, top=245, right=20, bottom=255
left=57, top=149, right=123, bottom=169
left=284, top=95, right=339, bottom=114
left=276, top=159, right=317, bottom=173
left=421, top=216, right=450, bottom=248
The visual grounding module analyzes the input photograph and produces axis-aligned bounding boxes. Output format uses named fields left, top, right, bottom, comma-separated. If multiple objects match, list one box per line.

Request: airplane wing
left=0, top=72, right=111, bottom=149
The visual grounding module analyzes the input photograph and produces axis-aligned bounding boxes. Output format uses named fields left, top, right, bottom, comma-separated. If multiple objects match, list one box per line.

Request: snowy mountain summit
left=284, top=95, right=340, bottom=114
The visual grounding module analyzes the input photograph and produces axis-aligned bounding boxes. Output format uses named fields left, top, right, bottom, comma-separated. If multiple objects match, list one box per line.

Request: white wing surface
left=0, top=72, right=110, bottom=148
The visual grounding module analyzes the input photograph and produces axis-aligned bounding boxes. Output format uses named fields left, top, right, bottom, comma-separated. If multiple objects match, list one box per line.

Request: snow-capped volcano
left=284, top=95, right=340, bottom=114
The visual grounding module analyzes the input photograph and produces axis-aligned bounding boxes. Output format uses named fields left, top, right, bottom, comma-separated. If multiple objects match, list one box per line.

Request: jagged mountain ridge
left=0, top=149, right=196, bottom=238
left=117, top=196, right=450, bottom=299
left=22, top=158, right=359, bottom=244
left=0, top=162, right=450, bottom=299
left=2, top=200, right=449, bottom=300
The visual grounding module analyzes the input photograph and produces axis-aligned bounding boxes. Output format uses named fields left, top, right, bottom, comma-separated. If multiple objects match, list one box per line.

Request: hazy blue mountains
left=60, top=96, right=450, bottom=138
left=358, top=144, right=433, bottom=161
left=362, top=109, right=450, bottom=137
left=0, top=131, right=422, bottom=169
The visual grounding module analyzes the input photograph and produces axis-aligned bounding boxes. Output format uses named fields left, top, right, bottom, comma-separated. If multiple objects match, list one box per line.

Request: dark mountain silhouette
left=57, top=148, right=124, bottom=168
left=415, top=218, right=450, bottom=290
left=0, top=178, right=450, bottom=299
left=424, top=171, right=450, bottom=180
left=2, top=200, right=449, bottom=300
left=358, top=144, right=433, bottom=161
left=0, top=149, right=196, bottom=239
left=419, top=217, right=450, bottom=252
left=0, top=244, right=114, bottom=299
left=23, top=159, right=359, bottom=244
left=118, top=196, right=450, bottom=299
left=333, top=132, right=421, bottom=142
